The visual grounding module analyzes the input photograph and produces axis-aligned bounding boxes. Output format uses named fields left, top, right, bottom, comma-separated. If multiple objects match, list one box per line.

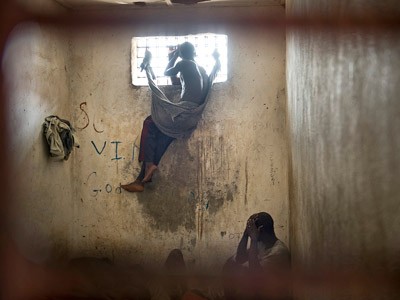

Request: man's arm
left=164, top=48, right=180, bottom=77
left=247, top=217, right=262, bottom=271
left=235, top=231, right=249, bottom=264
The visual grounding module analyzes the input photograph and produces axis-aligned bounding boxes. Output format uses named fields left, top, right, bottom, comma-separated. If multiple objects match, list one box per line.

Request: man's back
left=171, top=59, right=208, bottom=105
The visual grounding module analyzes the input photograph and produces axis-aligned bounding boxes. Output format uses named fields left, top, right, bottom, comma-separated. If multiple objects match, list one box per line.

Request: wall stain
left=136, top=140, right=197, bottom=233
left=226, top=189, right=234, bottom=202
left=134, top=135, right=240, bottom=234
left=190, top=238, right=197, bottom=248
left=270, top=154, right=278, bottom=186
left=245, top=157, right=248, bottom=205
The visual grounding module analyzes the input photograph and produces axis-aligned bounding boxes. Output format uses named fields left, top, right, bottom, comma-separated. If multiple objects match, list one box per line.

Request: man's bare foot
left=121, top=180, right=144, bottom=193
left=142, top=163, right=158, bottom=183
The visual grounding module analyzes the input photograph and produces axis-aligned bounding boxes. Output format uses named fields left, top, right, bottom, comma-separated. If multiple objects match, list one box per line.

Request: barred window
left=131, top=33, right=228, bottom=86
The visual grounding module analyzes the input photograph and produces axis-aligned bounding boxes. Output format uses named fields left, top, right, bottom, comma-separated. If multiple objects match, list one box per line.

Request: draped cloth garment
left=145, top=65, right=217, bottom=139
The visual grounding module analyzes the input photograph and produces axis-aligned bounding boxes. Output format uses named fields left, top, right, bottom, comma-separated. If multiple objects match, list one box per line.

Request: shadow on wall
left=132, top=82, right=238, bottom=232
left=135, top=136, right=238, bottom=233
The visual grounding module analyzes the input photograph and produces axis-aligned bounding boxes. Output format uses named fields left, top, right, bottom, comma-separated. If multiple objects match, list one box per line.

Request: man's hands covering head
left=246, top=214, right=262, bottom=241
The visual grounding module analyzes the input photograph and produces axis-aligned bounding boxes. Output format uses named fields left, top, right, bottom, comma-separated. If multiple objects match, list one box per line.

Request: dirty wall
left=4, top=22, right=73, bottom=262
left=68, top=6, right=288, bottom=269
left=286, top=0, right=400, bottom=299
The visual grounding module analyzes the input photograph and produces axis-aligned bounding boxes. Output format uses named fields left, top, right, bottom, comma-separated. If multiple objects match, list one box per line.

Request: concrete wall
left=286, top=1, right=400, bottom=299
left=3, top=22, right=73, bottom=262
left=68, top=6, right=288, bottom=269
left=5, top=5, right=288, bottom=271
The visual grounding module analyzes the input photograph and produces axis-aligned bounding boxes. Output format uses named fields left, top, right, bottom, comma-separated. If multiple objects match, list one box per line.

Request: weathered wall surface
left=67, top=6, right=288, bottom=269
left=286, top=0, right=400, bottom=299
left=3, top=22, right=73, bottom=262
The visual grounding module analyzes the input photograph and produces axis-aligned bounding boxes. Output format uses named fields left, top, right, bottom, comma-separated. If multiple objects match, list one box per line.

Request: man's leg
left=142, top=119, right=159, bottom=164
left=121, top=116, right=155, bottom=192
left=153, top=133, right=175, bottom=166
left=122, top=52, right=173, bottom=192
left=133, top=116, right=175, bottom=183
left=138, top=116, right=153, bottom=163
left=141, top=124, right=175, bottom=183
left=135, top=116, right=156, bottom=184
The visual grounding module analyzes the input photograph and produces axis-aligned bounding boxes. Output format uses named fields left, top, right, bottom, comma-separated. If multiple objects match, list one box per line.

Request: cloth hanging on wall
left=43, top=115, right=79, bottom=160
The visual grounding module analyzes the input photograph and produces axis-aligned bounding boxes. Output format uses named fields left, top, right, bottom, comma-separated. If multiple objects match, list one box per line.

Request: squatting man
left=223, top=212, right=291, bottom=300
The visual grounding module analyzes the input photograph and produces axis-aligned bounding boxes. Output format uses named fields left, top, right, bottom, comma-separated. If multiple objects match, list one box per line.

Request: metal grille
left=131, top=33, right=228, bottom=86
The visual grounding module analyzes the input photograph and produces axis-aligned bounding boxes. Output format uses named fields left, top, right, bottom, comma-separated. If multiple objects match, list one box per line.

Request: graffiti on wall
left=76, top=102, right=138, bottom=197
left=85, top=171, right=122, bottom=197
left=90, top=141, right=123, bottom=161
left=76, top=102, right=104, bottom=133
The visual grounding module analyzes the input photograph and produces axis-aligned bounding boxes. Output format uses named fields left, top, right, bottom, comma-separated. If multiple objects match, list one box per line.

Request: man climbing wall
left=122, top=42, right=220, bottom=193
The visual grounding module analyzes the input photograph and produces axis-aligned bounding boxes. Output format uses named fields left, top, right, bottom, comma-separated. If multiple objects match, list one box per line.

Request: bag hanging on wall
left=43, top=115, right=79, bottom=160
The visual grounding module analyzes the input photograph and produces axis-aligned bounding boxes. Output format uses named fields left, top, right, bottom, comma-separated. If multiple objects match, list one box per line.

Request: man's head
left=250, top=212, right=275, bottom=236
left=179, top=42, right=196, bottom=60
left=164, top=249, right=186, bottom=271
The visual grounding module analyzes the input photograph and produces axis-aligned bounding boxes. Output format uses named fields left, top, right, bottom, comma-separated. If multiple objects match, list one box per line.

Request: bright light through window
left=131, top=33, right=228, bottom=86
